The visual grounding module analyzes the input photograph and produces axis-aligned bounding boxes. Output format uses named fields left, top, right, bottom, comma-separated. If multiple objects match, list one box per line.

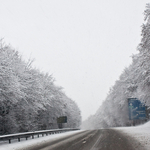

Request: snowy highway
left=1, top=121, right=150, bottom=150
left=33, top=129, right=141, bottom=150
left=2, top=122, right=150, bottom=150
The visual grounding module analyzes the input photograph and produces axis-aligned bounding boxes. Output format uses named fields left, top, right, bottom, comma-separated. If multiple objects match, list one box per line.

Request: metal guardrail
left=0, top=128, right=79, bottom=144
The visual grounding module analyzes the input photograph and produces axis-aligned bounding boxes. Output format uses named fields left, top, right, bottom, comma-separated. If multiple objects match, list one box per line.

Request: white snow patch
left=0, top=130, right=82, bottom=150
left=115, top=121, right=150, bottom=150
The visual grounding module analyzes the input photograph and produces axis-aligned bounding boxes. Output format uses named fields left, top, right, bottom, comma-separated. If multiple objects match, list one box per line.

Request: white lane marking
left=90, top=134, right=102, bottom=150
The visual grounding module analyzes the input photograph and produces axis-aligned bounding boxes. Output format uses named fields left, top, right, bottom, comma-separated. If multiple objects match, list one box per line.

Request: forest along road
left=27, top=129, right=145, bottom=150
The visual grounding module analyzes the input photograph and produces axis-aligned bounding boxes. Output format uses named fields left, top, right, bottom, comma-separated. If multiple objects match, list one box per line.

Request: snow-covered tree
left=0, top=41, right=81, bottom=135
left=82, top=3, right=150, bottom=129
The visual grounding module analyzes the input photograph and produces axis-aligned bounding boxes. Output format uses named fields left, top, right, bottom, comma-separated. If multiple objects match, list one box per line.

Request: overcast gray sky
left=0, top=0, right=149, bottom=120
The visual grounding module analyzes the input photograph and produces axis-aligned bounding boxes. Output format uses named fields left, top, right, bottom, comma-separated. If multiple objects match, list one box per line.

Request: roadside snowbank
left=0, top=130, right=82, bottom=150
left=115, top=121, right=150, bottom=150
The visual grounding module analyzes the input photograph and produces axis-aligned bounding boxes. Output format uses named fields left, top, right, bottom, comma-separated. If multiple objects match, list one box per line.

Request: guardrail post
left=18, top=137, right=20, bottom=142
left=32, top=135, right=34, bottom=139
left=9, top=139, right=11, bottom=144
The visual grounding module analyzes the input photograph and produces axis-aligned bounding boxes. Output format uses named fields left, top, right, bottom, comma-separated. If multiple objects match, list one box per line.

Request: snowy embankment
left=115, top=121, right=150, bottom=150
left=0, top=130, right=82, bottom=150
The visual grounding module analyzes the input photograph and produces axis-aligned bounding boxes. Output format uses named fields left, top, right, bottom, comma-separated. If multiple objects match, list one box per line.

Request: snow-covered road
left=1, top=121, right=150, bottom=150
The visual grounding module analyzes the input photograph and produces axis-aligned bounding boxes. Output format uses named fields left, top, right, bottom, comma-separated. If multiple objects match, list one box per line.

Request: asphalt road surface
left=28, top=129, right=145, bottom=150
